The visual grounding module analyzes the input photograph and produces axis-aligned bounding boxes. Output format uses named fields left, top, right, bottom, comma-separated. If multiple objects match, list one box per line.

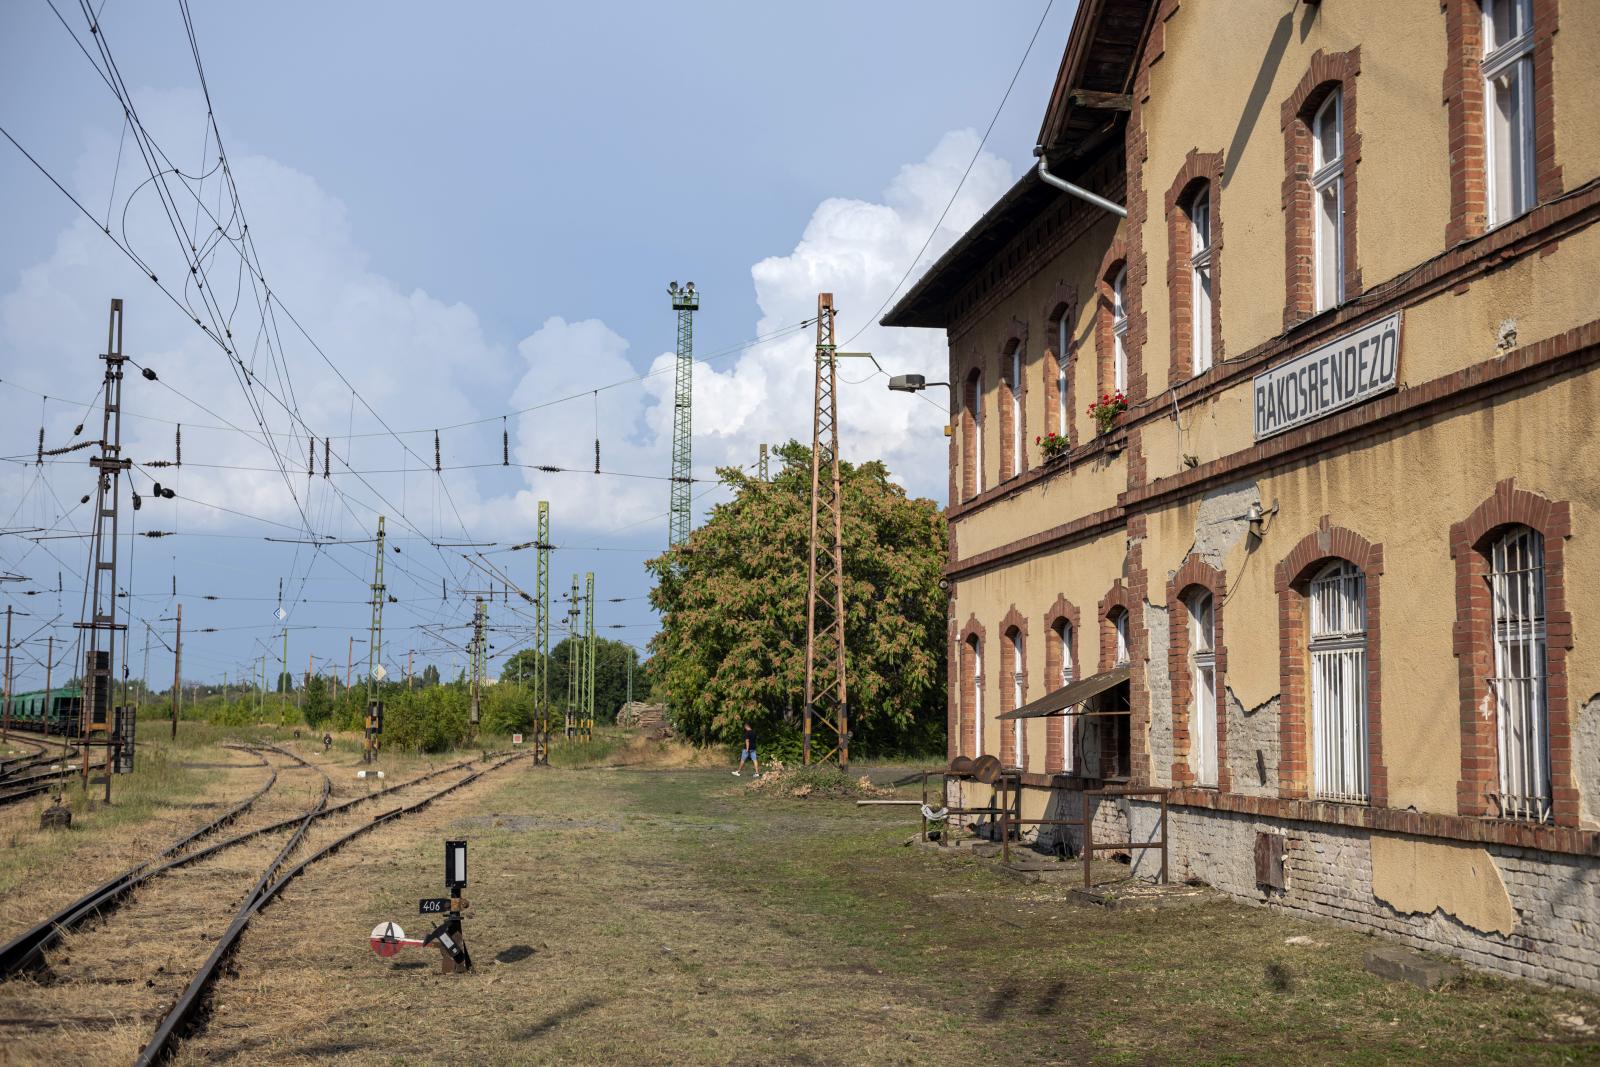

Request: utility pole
left=803, top=292, right=851, bottom=769
left=758, top=443, right=769, bottom=482
left=171, top=604, right=182, bottom=739
left=533, top=500, right=551, bottom=764
left=75, top=299, right=131, bottom=798
left=469, top=597, right=485, bottom=732
left=140, top=621, right=151, bottom=720
left=1, top=606, right=11, bottom=743
left=565, top=575, right=579, bottom=739
left=407, top=649, right=413, bottom=691
left=583, top=571, right=595, bottom=741
left=666, top=280, right=699, bottom=547
left=365, top=516, right=386, bottom=762
left=347, top=635, right=354, bottom=690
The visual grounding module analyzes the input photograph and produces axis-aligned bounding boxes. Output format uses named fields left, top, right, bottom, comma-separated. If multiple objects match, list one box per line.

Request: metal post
left=75, top=299, right=130, bottom=797
left=803, top=293, right=849, bottom=768
left=583, top=572, right=595, bottom=741
left=1083, top=790, right=1093, bottom=889
left=758, top=442, right=769, bottom=482
left=1, top=606, right=11, bottom=743
left=366, top=516, right=386, bottom=762
left=529, top=501, right=551, bottom=762
left=171, top=604, right=182, bottom=739
left=667, top=282, right=699, bottom=547
left=347, top=635, right=354, bottom=690
left=1159, top=792, right=1169, bottom=885
left=565, top=575, right=579, bottom=739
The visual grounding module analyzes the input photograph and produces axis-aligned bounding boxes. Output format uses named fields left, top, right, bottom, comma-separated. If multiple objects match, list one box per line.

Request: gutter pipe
left=1034, top=148, right=1127, bottom=218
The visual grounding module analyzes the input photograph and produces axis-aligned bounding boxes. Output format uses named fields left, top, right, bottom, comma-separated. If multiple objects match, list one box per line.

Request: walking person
left=733, top=720, right=759, bottom=777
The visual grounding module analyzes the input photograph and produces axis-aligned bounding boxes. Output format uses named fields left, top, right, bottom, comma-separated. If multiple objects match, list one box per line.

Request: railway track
left=0, top=746, right=525, bottom=1064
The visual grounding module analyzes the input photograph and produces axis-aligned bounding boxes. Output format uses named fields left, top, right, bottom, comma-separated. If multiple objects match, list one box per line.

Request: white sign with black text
left=1253, top=313, right=1401, bottom=440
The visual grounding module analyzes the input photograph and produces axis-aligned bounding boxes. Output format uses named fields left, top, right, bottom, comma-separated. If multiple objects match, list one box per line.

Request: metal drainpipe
left=1034, top=149, right=1128, bottom=219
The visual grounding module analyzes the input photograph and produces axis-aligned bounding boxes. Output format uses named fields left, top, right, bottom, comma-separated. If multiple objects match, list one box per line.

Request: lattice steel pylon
left=565, top=575, right=580, bottom=738
left=583, top=571, right=596, bottom=741
left=363, top=515, right=386, bottom=762
left=667, top=281, right=699, bottom=546
left=75, top=298, right=131, bottom=795
left=803, top=293, right=849, bottom=769
left=758, top=443, right=769, bottom=482
left=532, top=500, right=551, bottom=764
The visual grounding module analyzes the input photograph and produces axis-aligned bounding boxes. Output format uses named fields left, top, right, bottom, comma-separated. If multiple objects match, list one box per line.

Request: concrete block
left=1364, top=946, right=1459, bottom=991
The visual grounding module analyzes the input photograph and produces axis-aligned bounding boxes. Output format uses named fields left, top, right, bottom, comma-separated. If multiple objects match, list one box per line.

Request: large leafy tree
left=647, top=442, right=946, bottom=753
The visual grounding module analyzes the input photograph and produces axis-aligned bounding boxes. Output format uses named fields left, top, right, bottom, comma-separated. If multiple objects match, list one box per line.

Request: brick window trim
left=998, top=320, right=1029, bottom=480
left=1450, top=478, right=1577, bottom=826
left=1281, top=47, right=1364, bottom=328
left=1165, top=150, right=1226, bottom=384
left=958, top=615, right=988, bottom=759
left=1041, top=282, right=1078, bottom=447
left=999, top=605, right=1030, bottom=768
left=1442, top=0, right=1563, bottom=247
left=1167, top=557, right=1230, bottom=791
left=1043, top=595, right=1083, bottom=774
left=1274, top=517, right=1389, bottom=807
left=1094, top=237, right=1140, bottom=411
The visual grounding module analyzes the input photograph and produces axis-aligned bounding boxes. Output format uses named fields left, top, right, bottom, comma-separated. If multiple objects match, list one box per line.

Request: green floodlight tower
left=667, top=281, right=699, bottom=547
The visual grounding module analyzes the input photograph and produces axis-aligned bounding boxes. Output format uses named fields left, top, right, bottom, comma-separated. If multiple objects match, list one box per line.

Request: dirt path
left=150, top=764, right=1600, bottom=1066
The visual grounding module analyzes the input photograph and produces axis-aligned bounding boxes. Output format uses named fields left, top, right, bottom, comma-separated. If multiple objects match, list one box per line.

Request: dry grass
left=89, top=764, right=1597, bottom=1066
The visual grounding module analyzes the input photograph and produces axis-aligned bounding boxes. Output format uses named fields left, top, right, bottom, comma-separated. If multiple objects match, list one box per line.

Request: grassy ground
left=158, top=751, right=1599, bottom=1066
left=0, top=721, right=525, bottom=947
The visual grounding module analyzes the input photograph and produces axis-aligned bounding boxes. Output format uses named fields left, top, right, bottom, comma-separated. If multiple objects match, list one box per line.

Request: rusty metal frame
left=996, top=783, right=1169, bottom=889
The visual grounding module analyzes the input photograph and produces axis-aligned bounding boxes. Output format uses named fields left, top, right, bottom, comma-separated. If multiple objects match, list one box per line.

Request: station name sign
left=1253, top=313, right=1401, bottom=440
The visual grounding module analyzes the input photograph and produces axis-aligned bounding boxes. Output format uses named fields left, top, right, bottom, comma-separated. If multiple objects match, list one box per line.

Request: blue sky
left=0, top=1, right=1072, bottom=690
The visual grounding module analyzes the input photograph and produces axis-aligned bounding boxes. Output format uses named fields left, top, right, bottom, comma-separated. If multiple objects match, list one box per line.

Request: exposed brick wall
left=1165, top=150, right=1226, bottom=383
left=1275, top=517, right=1389, bottom=807
left=1042, top=594, right=1082, bottom=774
left=1451, top=479, right=1577, bottom=826
left=1281, top=47, right=1363, bottom=327
left=1167, top=556, right=1230, bottom=792
left=999, top=605, right=1030, bottom=769
left=1442, top=0, right=1563, bottom=247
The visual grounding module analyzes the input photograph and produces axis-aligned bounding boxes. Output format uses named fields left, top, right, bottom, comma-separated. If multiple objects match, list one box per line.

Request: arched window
left=1055, top=618, right=1074, bottom=772
left=1309, top=560, right=1367, bottom=801
left=967, top=635, right=985, bottom=759
left=1056, top=314, right=1070, bottom=436
left=1188, top=185, right=1214, bottom=374
left=1005, top=628, right=1025, bottom=767
left=999, top=343, right=1023, bottom=480
left=1110, top=608, right=1130, bottom=667
left=962, top=369, right=983, bottom=501
left=1312, top=90, right=1345, bottom=311
left=1186, top=590, right=1217, bottom=786
left=1111, top=265, right=1128, bottom=392
left=1489, top=525, right=1549, bottom=820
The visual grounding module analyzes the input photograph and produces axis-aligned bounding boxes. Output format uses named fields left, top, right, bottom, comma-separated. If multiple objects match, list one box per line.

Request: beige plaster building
left=884, top=0, right=1600, bottom=990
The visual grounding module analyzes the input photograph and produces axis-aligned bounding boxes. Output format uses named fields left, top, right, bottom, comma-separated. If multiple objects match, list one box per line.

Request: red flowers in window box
left=1035, top=430, right=1069, bottom=461
left=1087, top=391, right=1128, bottom=435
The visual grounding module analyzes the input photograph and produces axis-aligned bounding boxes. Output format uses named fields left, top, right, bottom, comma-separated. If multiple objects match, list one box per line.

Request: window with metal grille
left=1111, top=265, right=1128, bottom=392
left=1311, top=90, right=1345, bottom=311
left=1483, top=0, right=1536, bottom=226
left=1189, top=187, right=1214, bottom=375
left=1187, top=591, right=1218, bottom=786
left=1056, top=620, right=1074, bottom=773
left=1309, top=560, right=1368, bottom=802
left=1489, top=526, right=1550, bottom=821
